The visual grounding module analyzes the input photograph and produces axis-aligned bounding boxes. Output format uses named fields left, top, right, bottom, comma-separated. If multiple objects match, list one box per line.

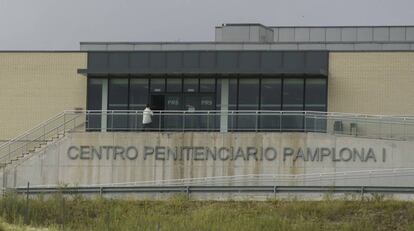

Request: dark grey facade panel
left=305, top=51, right=328, bottom=72
left=183, top=52, right=199, bottom=68
left=239, top=51, right=260, bottom=71
left=283, top=52, right=305, bottom=69
left=199, top=52, right=215, bottom=69
left=84, top=51, right=328, bottom=76
left=108, top=52, right=129, bottom=72
left=166, top=52, right=182, bottom=70
left=149, top=52, right=165, bottom=69
left=88, top=53, right=108, bottom=72
left=217, top=51, right=238, bottom=70
left=130, top=52, right=149, bottom=69
left=260, top=52, right=283, bottom=71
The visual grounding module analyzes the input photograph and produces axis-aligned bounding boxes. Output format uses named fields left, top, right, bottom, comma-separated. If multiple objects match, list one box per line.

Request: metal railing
left=1, top=110, right=414, bottom=167
left=84, top=110, right=414, bottom=139
left=12, top=185, right=414, bottom=196
left=19, top=168, right=414, bottom=189
left=0, top=112, right=85, bottom=166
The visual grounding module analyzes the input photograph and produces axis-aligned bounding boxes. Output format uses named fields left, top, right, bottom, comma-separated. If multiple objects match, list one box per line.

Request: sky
left=0, top=0, right=413, bottom=50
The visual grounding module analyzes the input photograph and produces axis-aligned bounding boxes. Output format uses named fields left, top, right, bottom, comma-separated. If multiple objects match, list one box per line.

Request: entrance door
left=151, top=95, right=165, bottom=110
left=150, top=95, right=165, bottom=130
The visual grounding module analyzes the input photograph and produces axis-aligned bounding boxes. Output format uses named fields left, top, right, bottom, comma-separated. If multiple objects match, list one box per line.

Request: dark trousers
left=142, top=123, right=151, bottom=131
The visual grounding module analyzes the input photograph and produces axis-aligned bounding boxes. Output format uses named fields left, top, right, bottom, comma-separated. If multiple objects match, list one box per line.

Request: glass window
left=261, top=78, right=281, bottom=110
left=200, top=95, right=215, bottom=130
left=216, top=79, right=222, bottom=109
left=200, top=96, right=214, bottom=110
left=305, top=78, right=327, bottom=111
left=166, top=78, right=182, bottom=92
left=129, top=79, right=148, bottom=130
left=150, top=78, right=165, bottom=93
left=237, top=79, right=259, bottom=130
left=184, top=78, right=198, bottom=93
left=305, top=78, right=327, bottom=132
left=108, top=79, right=129, bottom=110
left=260, top=78, right=282, bottom=130
left=282, top=78, right=304, bottom=130
left=200, top=78, right=215, bottom=92
left=87, top=78, right=103, bottom=110
left=129, top=79, right=148, bottom=110
left=87, top=78, right=104, bottom=131
left=238, top=79, right=259, bottom=110
left=108, top=78, right=129, bottom=130
left=283, top=78, right=304, bottom=110
left=228, top=79, right=238, bottom=110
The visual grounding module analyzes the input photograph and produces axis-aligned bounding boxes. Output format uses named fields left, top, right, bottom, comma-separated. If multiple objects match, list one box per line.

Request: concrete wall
left=328, top=52, right=414, bottom=115
left=3, top=132, right=414, bottom=188
left=0, top=52, right=87, bottom=145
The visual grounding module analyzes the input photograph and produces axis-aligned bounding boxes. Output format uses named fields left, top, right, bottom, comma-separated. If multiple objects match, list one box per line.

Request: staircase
left=0, top=111, right=85, bottom=169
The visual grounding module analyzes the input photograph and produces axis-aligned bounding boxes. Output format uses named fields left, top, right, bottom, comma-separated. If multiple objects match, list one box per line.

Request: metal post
left=279, top=112, right=282, bottom=132
left=255, top=111, right=258, bottom=132
left=231, top=111, right=234, bottom=132
left=25, top=182, right=29, bottom=225
left=360, top=186, right=364, bottom=197
left=207, top=111, right=210, bottom=131
left=304, top=111, right=307, bottom=132
left=159, top=111, right=162, bottom=132
left=111, top=111, right=114, bottom=131
left=135, top=111, right=138, bottom=131
left=182, top=111, right=185, bottom=132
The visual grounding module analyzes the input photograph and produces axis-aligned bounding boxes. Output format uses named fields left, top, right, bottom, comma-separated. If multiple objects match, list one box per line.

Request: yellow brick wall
left=328, top=52, right=414, bottom=115
left=0, top=52, right=86, bottom=143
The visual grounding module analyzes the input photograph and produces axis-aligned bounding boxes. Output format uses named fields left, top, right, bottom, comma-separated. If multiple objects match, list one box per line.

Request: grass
left=1, top=193, right=414, bottom=231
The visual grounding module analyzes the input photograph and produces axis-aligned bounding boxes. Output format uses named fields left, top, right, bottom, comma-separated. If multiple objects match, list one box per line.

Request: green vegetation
left=1, top=193, right=414, bottom=231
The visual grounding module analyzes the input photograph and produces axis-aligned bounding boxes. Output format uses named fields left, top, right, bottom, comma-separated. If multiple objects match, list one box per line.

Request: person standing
left=142, top=104, right=153, bottom=131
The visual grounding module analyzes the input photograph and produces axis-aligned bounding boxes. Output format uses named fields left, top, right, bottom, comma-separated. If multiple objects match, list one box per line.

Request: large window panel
left=150, top=78, right=165, bottom=93
left=108, top=79, right=129, bottom=130
left=260, top=78, right=282, bottom=130
left=228, top=79, right=238, bottom=110
left=200, top=78, right=215, bottom=92
left=282, top=78, right=304, bottom=130
left=129, top=79, right=149, bottom=110
left=199, top=95, right=215, bottom=130
left=305, top=78, right=327, bottom=111
left=305, top=78, right=327, bottom=132
left=129, top=79, right=149, bottom=130
left=184, top=78, right=199, bottom=93
left=237, top=79, right=259, bottom=130
left=87, top=78, right=103, bottom=131
left=166, top=78, right=182, bottom=92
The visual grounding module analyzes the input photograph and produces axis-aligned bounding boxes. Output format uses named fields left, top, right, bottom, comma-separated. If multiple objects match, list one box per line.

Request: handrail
left=0, top=111, right=65, bottom=149
left=12, top=168, right=414, bottom=189
left=0, top=112, right=85, bottom=165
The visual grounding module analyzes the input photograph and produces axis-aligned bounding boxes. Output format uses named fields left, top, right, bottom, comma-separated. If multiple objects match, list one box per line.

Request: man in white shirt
left=142, top=104, right=153, bottom=131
